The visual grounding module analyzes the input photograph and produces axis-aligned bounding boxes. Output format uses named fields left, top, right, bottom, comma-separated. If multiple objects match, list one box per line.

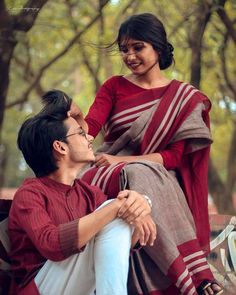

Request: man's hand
left=95, top=154, right=123, bottom=167
left=132, top=215, right=156, bottom=247
left=117, top=190, right=151, bottom=223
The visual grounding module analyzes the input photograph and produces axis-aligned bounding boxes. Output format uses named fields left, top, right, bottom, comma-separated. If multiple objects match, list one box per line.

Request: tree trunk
left=188, top=2, right=212, bottom=88
left=187, top=2, right=233, bottom=213
left=0, top=0, right=49, bottom=188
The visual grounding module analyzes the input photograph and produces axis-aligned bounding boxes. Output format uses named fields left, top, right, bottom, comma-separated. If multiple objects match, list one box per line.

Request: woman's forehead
left=120, top=37, right=144, bottom=46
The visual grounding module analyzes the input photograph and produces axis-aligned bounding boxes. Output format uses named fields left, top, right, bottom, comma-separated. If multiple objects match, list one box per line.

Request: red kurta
left=9, top=177, right=106, bottom=295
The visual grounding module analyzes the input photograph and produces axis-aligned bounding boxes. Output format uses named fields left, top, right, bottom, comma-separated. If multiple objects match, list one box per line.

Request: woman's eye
left=134, top=46, right=143, bottom=52
left=120, top=47, right=128, bottom=53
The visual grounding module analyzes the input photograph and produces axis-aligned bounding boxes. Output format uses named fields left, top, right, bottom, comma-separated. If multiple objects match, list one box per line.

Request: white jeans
left=34, top=201, right=132, bottom=295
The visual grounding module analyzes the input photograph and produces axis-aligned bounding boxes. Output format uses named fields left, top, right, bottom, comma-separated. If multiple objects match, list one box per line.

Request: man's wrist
left=114, top=198, right=126, bottom=214
left=143, top=195, right=152, bottom=208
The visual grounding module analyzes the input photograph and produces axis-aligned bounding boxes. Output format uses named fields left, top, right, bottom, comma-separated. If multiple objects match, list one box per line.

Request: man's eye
left=79, top=129, right=86, bottom=137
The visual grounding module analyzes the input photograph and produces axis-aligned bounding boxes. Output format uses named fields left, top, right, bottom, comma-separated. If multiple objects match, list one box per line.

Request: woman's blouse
left=85, top=75, right=185, bottom=170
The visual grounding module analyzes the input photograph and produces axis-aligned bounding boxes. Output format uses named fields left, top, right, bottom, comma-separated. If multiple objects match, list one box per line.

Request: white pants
left=34, top=201, right=132, bottom=295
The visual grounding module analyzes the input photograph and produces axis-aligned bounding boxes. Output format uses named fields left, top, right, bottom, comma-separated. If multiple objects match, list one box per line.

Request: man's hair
left=18, top=90, right=71, bottom=177
left=41, top=89, right=72, bottom=114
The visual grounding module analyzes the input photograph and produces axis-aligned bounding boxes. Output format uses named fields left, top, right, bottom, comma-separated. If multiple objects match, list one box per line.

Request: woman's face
left=119, top=38, right=159, bottom=75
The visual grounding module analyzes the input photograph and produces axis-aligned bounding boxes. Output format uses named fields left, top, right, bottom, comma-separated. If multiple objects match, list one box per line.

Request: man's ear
left=53, top=140, right=67, bottom=155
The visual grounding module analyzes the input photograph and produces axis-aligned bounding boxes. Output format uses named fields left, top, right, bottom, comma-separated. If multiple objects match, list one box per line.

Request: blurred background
left=0, top=0, right=235, bottom=214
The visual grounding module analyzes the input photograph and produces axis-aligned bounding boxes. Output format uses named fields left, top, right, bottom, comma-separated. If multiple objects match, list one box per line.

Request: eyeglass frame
left=59, top=127, right=87, bottom=141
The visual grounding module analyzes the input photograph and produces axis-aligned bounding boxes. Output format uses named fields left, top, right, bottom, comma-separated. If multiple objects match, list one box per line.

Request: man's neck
left=48, top=163, right=84, bottom=186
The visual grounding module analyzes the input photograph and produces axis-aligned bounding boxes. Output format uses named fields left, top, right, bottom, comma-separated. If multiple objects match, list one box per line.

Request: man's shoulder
left=16, top=177, right=44, bottom=193
left=13, top=177, right=50, bottom=202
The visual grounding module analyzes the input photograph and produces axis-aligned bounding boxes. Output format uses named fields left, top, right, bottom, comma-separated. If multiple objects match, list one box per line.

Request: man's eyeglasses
left=61, top=127, right=87, bottom=141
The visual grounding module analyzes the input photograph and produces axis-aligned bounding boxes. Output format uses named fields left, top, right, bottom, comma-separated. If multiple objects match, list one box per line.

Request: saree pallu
left=82, top=80, right=213, bottom=294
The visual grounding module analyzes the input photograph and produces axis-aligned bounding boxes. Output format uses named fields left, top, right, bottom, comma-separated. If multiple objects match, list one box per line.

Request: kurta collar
left=39, top=176, right=76, bottom=194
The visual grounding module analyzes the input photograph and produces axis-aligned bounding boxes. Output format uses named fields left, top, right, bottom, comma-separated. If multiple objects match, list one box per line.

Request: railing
left=208, top=215, right=236, bottom=294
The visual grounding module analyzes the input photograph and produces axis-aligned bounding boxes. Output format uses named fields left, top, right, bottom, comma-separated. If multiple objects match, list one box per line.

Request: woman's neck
left=126, top=66, right=171, bottom=89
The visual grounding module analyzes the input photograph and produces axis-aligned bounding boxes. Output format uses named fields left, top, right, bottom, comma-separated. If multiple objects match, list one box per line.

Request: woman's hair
left=117, top=13, right=174, bottom=70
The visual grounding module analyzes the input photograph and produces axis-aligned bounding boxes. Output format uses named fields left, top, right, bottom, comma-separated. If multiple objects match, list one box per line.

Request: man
left=9, top=90, right=156, bottom=295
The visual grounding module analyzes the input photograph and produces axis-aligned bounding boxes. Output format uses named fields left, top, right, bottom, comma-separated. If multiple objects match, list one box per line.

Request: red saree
left=82, top=80, right=213, bottom=294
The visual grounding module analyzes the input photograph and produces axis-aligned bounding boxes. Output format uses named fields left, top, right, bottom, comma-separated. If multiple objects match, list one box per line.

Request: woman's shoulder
left=103, top=75, right=123, bottom=85
left=98, top=75, right=122, bottom=92
left=174, top=80, right=209, bottom=98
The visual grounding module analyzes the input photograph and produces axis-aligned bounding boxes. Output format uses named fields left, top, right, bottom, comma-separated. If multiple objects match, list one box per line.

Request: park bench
left=0, top=199, right=235, bottom=295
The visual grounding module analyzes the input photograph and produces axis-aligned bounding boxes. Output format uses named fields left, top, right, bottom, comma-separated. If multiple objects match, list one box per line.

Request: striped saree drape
left=82, top=80, right=213, bottom=294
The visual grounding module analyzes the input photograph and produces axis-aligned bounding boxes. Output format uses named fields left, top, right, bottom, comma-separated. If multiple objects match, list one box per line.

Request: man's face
left=64, top=117, right=95, bottom=165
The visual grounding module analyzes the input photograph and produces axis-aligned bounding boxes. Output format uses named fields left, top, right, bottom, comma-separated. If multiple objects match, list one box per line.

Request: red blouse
left=85, top=76, right=186, bottom=170
left=9, top=177, right=106, bottom=294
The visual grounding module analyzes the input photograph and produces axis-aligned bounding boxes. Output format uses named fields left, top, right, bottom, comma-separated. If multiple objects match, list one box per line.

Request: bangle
left=143, top=195, right=152, bottom=208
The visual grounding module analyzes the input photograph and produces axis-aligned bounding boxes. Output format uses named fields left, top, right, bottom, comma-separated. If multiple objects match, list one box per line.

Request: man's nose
left=87, top=134, right=94, bottom=142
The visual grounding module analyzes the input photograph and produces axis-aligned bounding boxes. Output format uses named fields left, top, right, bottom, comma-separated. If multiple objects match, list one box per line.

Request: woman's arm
left=85, top=78, right=116, bottom=138
left=95, top=140, right=186, bottom=170
left=95, top=153, right=164, bottom=166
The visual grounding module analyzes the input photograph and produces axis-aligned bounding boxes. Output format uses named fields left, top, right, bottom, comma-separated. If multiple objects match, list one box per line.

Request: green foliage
left=2, top=0, right=236, bottom=189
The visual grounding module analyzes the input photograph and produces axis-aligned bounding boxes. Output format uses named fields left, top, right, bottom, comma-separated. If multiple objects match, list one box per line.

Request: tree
left=0, top=0, right=49, bottom=191
left=0, top=0, right=111, bottom=192
left=1, top=0, right=235, bottom=213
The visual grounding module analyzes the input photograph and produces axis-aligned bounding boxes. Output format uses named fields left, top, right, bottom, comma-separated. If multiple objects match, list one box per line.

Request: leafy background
left=0, top=0, right=235, bottom=213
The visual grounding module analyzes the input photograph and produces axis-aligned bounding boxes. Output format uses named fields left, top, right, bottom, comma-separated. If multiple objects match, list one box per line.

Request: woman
left=45, top=13, right=222, bottom=295
left=82, top=13, right=223, bottom=295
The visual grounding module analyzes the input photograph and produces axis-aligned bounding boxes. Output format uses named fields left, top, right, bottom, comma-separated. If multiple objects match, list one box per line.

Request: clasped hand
left=117, top=190, right=156, bottom=247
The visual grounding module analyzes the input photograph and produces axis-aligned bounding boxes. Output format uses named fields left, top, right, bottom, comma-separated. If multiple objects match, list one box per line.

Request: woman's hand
left=67, top=101, right=88, bottom=133
left=95, top=153, right=164, bottom=167
left=95, top=154, right=124, bottom=167
left=117, top=190, right=151, bottom=223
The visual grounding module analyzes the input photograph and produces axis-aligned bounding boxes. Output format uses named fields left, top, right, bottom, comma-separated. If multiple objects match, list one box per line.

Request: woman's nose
left=127, top=52, right=136, bottom=61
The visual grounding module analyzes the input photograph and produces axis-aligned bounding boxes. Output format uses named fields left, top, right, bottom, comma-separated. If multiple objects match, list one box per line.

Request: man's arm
left=79, top=193, right=156, bottom=248
left=116, top=190, right=156, bottom=247
left=77, top=198, right=125, bottom=248
left=10, top=190, right=125, bottom=261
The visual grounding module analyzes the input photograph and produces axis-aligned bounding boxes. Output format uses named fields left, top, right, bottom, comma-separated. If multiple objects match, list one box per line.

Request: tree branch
left=188, top=1, right=212, bottom=88
left=220, top=33, right=236, bottom=98
left=9, top=0, right=110, bottom=107
left=12, top=0, right=48, bottom=32
left=216, top=1, right=236, bottom=44
left=226, top=120, right=236, bottom=196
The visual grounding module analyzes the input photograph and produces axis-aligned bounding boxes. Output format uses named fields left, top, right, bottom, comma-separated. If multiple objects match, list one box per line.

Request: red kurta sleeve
left=159, top=140, right=186, bottom=170
left=85, top=76, right=117, bottom=138
left=11, top=189, right=81, bottom=261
